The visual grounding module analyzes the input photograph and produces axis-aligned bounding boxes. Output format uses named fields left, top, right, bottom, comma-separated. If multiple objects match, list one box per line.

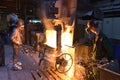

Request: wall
left=0, top=14, right=8, bottom=30
left=92, top=0, right=120, bottom=40
left=100, top=17, right=120, bottom=40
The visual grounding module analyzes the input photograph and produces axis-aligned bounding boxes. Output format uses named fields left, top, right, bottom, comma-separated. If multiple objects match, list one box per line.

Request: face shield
left=85, top=20, right=99, bottom=34
left=20, top=25, right=24, bottom=30
left=85, top=27, right=91, bottom=34
left=17, top=19, right=24, bottom=30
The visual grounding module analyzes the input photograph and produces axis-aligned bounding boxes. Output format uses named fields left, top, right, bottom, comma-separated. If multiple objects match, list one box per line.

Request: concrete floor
left=0, top=45, right=72, bottom=80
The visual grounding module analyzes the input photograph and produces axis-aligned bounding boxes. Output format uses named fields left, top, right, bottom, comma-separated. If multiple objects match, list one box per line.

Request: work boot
left=13, top=63, right=22, bottom=71
left=16, top=61, right=23, bottom=66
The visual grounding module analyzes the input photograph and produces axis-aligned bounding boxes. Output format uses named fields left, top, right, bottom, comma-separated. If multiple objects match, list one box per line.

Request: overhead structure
left=76, top=0, right=103, bottom=20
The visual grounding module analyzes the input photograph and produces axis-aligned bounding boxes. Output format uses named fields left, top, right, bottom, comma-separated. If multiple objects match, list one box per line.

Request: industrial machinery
left=55, top=53, right=73, bottom=73
left=37, top=0, right=103, bottom=77
left=37, top=44, right=73, bottom=73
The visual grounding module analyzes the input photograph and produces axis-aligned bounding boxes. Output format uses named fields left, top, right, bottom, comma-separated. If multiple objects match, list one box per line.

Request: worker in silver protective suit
left=85, top=20, right=114, bottom=61
left=85, top=20, right=114, bottom=80
left=11, top=19, right=24, bottom=70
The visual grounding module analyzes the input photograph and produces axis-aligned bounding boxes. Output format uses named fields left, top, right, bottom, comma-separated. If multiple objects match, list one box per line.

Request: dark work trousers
left=12, top=44, right=21, bottom=65
left=0, top=45, right=5, bottom=66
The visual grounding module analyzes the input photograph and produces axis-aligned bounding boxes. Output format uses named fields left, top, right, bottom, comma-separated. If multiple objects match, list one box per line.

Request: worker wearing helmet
left=11, top=19, right=24, bottom=70
left=86, top=20, right=114, bottom=61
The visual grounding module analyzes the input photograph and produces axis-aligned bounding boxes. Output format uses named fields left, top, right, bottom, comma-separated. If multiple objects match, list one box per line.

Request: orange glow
left=62, top=25, right=73, bottom=49
left=65, top=47, right=75, bottom=79
left=44, top=20, right=75, bottom=79
left=61, top=24, right=75, bottom=78
left=39, top=0, right=78, bottom=78
left=45, top=30, right=57, bottom=48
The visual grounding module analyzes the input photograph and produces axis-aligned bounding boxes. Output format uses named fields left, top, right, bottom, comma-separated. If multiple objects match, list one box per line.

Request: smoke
left=36, top=0, right=76, bottom=30
left=36, top=0, right=58, bottom=30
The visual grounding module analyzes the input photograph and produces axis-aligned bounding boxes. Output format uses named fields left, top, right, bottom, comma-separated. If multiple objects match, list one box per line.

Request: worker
left=10, top=19, right=24, bottom=70
left=84, top=20, right=114, bottom=79
left=85, top=20, right=114, bottom=62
